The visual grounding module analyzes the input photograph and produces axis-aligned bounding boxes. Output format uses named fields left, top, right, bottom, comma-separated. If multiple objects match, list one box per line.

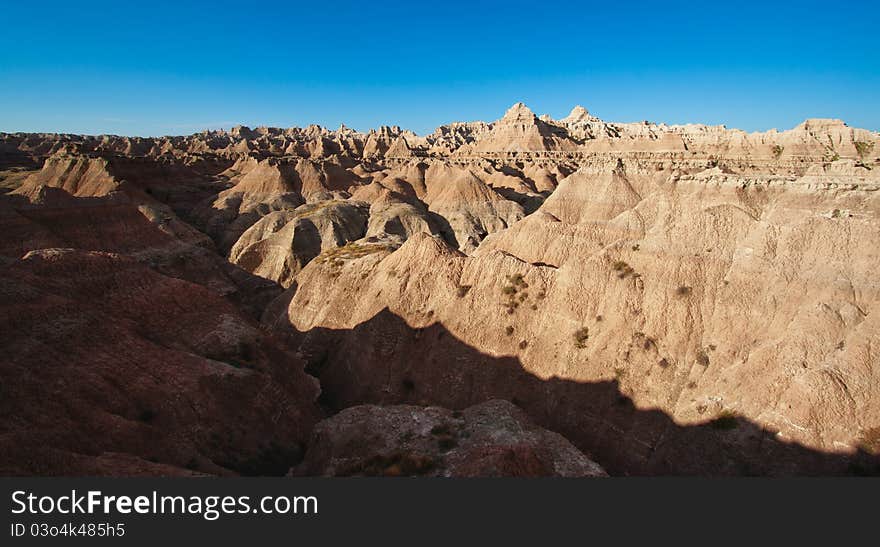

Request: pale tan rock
left=229, top=200, right=369, bottom=287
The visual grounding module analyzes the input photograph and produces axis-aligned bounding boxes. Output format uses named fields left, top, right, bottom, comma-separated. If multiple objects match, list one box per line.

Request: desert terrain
left=2, top=103, right=879, bottom=476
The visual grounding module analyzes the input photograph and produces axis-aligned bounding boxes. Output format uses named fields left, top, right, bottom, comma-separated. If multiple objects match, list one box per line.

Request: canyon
left=2, top=103, right=879, bottom=476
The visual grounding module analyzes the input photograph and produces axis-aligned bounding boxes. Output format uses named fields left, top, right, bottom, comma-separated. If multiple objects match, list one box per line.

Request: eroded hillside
left=2, top=103, right=879, bottom=475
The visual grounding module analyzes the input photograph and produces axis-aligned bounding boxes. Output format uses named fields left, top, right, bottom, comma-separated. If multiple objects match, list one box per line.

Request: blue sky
left=1, top=0, right=877, bottom=136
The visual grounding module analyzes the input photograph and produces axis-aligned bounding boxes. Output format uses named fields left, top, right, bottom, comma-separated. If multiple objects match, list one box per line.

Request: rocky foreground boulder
left=295, top=400, right=606, bottom=477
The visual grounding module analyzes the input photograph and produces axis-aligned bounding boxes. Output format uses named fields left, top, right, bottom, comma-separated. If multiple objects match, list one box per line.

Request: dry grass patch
left=315, top=242, right=394, bottom=264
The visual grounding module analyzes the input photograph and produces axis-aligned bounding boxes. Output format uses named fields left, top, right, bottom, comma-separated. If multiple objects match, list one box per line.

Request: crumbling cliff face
left=1, top=103, right=878, bottom=475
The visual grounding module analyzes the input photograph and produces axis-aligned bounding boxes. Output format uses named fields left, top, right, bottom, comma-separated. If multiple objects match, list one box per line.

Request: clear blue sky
left=1, top=0, right=877, bottom=136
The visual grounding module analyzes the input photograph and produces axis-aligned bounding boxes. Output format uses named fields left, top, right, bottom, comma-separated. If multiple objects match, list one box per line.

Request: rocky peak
left=563, top=105, right=598, bottom=123
left=500, top=102, right=538, bottom=124
left=798, top=118, right=848, bottom=131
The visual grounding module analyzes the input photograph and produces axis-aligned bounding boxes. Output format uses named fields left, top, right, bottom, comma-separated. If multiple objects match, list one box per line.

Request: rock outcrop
left=0, top=249, right=321, bottom=476
left=295, top=400, right=606, bottom=477
left=229, top=200, right=370, bottom=287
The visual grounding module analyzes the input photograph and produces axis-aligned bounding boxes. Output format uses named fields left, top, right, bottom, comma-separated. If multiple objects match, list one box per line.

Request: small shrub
left=437, top=435, right=457, bottom=451
left=505, top=326, right=514, bottom=336
left=658, top=358, right=670, bottom=369
left=709, top=410, right=739, bottom=430
left=612, top=260, right=635, bottom=279
left=399, top=431, right=415, bottom=442
left=573, top=327, right=590, bottom=348
left=518, top=340, right=528, bottom=350
left=349, top=453, right=436, bottom=477
left=858, top=427, right=880, bottom=454
left=676, top=286, right=692, bottom=296
left=831, top=209, right=842, bottom=218
left=696, top=351, right=710, bottom=367
left=595, top=315, right=603, bottom=322
left=631, top=243, right=640, bottom=251
left=501, top=285, right=517, bottom=295
left=456, top=285, right=472, bottom=298
left=771, top=144, right=784, bottom=159
left=854, top=141, right=874, bottom=160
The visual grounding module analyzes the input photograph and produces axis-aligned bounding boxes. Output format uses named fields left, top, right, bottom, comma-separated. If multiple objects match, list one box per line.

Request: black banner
left=1, top=478, right=877, bottom=544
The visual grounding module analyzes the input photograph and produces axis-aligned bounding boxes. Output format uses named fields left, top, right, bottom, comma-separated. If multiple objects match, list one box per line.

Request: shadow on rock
left=291, top=308, right=880, bottom=476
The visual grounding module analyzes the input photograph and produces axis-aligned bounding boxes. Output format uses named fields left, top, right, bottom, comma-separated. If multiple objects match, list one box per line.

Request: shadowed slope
left=290, top=308, right=880, bottom=476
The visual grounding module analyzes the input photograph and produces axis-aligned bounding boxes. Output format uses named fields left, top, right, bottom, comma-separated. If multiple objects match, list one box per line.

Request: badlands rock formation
left=296, top=400, right=606, bottom=477
left=1, top=103, right=879, bottom=475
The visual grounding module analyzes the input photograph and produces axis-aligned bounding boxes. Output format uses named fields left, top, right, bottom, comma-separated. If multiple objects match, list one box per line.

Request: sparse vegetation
left=854, top=141, right=874, bottom=160
left=508, top=273, right=526, bottom=286
left=456, top=285, right=472, bottom=298
left=344, top=452, right=436, bottom=477
left=437, top=436, right=457, bottom=451
left=505, top=325, right=514, bottom=336
left=771, top=144, right=784, bottom=159
left=696, top=351, right=710, bottom=367
left=315, top=241, right=394, bottom=264
left=430, top=423, right=457, bottom=451
left=518, top=340, right=528, bottom=350
left=293, top=199, right=344, bottom=218
left=612, top=260, right=635, bottom=279
left=676, top=285, right=692, bottom=296
left=573, top=327, right=590, bottom=348
left=502, top=273, right=530, bottom=314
